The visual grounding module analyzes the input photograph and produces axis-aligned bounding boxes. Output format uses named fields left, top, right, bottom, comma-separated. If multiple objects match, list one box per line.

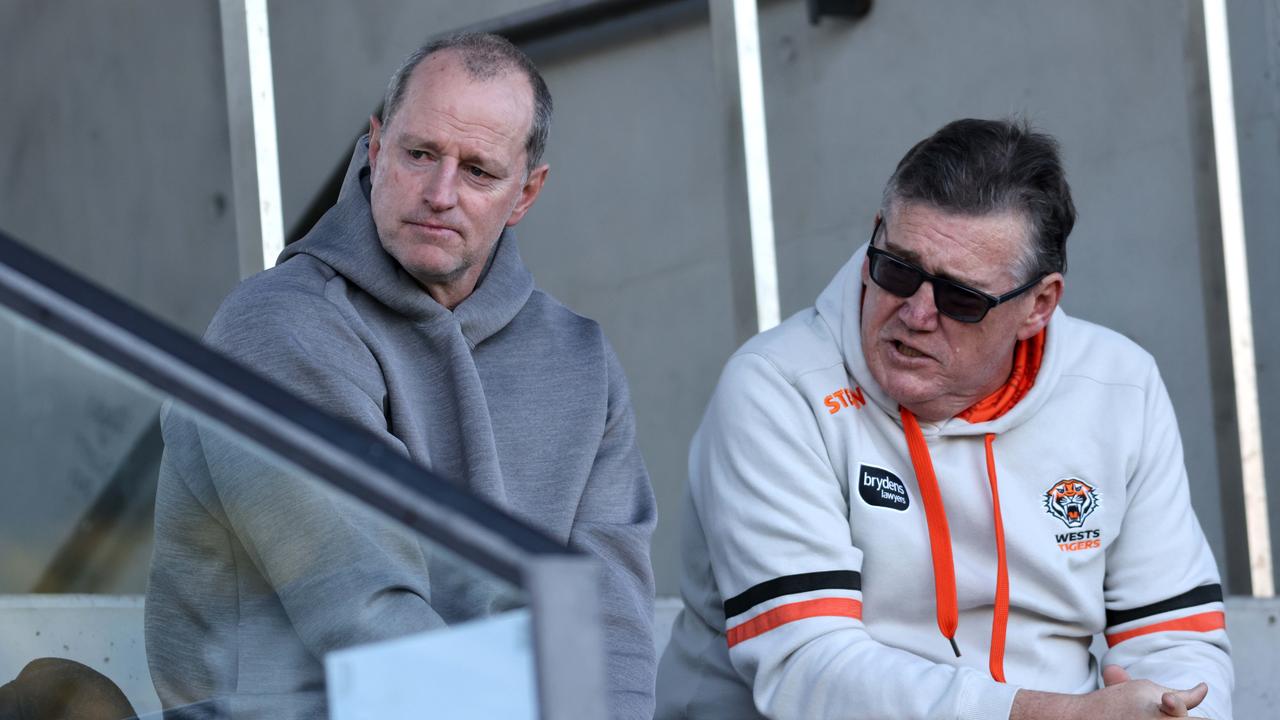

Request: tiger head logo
left=1044, top=478, right=1099, bottom=528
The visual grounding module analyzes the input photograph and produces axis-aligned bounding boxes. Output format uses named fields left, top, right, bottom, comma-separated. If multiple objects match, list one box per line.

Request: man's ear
left=1017, top=273, right=1063, bottom=341
left=505, top=163, right=550, bottom=227
left=368, top=114, right=383, bottom=172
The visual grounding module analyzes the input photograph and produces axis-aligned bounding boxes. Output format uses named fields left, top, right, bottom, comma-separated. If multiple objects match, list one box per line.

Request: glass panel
left=0, top=299, right=532, bottom=719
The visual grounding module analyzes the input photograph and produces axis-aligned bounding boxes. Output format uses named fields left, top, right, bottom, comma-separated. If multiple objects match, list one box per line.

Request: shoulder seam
left=733, top=350, right=845, bottom=388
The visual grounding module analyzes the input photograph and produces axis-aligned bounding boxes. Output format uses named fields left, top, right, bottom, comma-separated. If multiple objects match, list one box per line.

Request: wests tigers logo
left=1043, top=478, right=1099, bottom=528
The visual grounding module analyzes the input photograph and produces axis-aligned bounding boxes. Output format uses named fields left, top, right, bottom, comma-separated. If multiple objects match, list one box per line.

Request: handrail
left=0, top=227, right=609, bottom=718
left=0, top=227, right=572, bottom=581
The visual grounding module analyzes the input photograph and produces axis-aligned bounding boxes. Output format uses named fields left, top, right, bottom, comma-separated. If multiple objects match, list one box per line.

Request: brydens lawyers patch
left=858, top=464, right=910, bottom=511
left=1043, top=477, right=1100, bottom=528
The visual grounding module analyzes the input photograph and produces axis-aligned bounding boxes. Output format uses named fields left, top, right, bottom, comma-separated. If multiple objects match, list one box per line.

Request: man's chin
left=876, top=373, right=942, bottom=412
left=387, top=243, right=467, bottom=283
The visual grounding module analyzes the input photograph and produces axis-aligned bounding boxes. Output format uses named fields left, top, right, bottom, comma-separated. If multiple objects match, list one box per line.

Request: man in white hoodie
left=656, top=118, right=1233, bottom=719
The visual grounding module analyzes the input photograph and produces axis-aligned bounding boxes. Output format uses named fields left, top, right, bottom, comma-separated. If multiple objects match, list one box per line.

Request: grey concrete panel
left=755, top=0, right=1232, bottom=586
left=0, top=0, right=239, bottom=336
left=1228, top=0, right=1280, bottom=591
left=516, top=18, right=739, bottom=595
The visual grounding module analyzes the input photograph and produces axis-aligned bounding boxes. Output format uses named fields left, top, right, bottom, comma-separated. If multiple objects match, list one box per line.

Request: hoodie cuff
left=956, top=675, right=1019, bottom=720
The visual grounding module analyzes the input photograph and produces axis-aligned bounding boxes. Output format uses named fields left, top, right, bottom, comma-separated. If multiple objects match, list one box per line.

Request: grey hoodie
left=146, top=138, right=657, bottom=718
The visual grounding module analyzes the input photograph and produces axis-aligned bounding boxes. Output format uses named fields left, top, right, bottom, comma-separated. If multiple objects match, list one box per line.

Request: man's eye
left=466, top=165, right=489, bottom=179
left=407, top=149, right=431, bottom=161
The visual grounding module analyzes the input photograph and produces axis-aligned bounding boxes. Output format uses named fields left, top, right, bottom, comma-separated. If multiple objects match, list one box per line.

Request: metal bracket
left=807, top=0, right=873, bottom=26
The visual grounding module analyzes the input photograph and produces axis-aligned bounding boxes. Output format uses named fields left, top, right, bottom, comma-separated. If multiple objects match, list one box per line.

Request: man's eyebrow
left=400, top=133, right=507, bottom=174
left=882, top=238, right=985, bottom=289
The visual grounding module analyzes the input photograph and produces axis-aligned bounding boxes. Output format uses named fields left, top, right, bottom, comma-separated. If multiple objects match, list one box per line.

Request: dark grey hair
left=380, top=32, right=553, bottom=174
left=880, top=118, right=1076, bottom=281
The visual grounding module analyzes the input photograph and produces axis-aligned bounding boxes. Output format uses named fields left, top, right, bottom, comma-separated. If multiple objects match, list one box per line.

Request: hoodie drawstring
left=900, top=409, right=1010, bottom=681
left=900, top=408, right=961, bottom=657
left=984, top=433, right=1009, bottom=682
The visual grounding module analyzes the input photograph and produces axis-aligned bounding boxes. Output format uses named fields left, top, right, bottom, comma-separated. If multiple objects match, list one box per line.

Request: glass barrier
left=0, top=232, right=608, bottom=718
left=0, top=290, right=537, bottom=718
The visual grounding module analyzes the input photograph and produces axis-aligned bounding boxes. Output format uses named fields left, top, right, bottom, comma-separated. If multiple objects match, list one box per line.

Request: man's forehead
left=882, top=204, right=1030, bottom=286
left=392, top=52, right=534, bottom=159
left=411, top=51, right=533, bottom=116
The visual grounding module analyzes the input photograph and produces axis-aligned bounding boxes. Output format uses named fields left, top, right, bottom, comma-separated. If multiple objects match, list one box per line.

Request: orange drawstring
left=895, top=330, right=1040, bottom=679
left=984, top=433, right=1009, bottom=682
left=900, top=408, right=961, bottom=657
left=900, top=411, right=1012, bottom=681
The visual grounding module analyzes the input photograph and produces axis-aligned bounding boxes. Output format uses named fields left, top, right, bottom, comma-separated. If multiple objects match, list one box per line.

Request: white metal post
left=709, top=0, right=781, bottom=338
left=220, top=0, right=285, bottom=278
left=1203, top=0, right=1273, bottom=597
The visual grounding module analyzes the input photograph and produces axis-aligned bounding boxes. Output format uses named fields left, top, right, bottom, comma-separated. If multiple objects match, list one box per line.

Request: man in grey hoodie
left=146, top=32, right=657, bottom=718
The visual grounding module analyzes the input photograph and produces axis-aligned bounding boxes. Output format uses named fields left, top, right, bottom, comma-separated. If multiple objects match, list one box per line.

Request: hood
left=278, top=136, right=534, bottom=348
left=813, top=241, right=1065, bottom=436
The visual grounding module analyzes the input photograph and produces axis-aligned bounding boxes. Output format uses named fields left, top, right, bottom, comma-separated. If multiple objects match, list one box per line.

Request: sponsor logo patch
left=858, top=464, right=910, bottom=511
left=823, top=386, right=866, bottom=415
left=1044, top=477, right=1100, bottom=527
left=1054, top=528, right=1101, bottom=553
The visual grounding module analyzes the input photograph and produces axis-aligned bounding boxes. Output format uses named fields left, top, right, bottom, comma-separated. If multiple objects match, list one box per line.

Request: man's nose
left=422, top=159, right=459, bottom=211
left=898, top=280, right=940, bottom=330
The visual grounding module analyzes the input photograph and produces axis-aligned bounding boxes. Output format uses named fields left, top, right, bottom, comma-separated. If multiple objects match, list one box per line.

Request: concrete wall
left=0, top=1, right=232, bottom=595
left=0, top=0, right=1274, bottom=598
left=1229, top=0, right=1280, bottom=591
left=0, top=0, right=239, bottom=336
left=513, top=0, right=1247, bottom=594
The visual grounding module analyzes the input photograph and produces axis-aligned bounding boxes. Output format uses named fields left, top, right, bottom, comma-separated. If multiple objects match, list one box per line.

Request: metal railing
left=0, top=227, right=607, bottom=719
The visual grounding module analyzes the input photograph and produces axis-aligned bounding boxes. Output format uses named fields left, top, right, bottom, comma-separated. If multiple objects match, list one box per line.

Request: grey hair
left=380, top=32, right=553, bottom=174
left=880, top=118, right=1076, bottom=282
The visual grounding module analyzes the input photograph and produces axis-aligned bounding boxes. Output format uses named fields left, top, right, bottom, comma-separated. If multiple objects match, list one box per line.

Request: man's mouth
left=406, top=218, right=454, bottom=231
left=893, top=340, right=928, bottom=359
left=405, top=220, right=459, bottom=237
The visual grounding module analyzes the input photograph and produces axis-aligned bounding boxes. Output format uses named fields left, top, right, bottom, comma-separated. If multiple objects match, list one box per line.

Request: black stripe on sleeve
left=723, top=570, right=861, bottom=619
left=1105, top=583, right=1224, bottom=628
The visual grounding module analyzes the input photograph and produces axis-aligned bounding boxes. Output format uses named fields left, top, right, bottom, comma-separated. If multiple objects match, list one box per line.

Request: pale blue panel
left=326, top=609, right=537, bottom=720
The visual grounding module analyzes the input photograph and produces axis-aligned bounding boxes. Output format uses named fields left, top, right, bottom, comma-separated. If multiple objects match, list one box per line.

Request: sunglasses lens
left=935, top=284, right=989, bottom=323
left=871, top=254, right=923, bottom=298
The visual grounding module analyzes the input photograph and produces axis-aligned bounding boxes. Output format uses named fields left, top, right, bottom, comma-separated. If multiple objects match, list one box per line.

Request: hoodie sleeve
left=1099, top=364, right=1233, bottom=719
left=691, top=351, right=1018, bottom=720
left=566, top=343, right=658, bottom=720
left=193, top=282, right=446, bottom=653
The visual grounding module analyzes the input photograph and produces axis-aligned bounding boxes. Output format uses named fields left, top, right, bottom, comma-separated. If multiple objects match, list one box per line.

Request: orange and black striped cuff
left=724, top=571, right=862, bottom=647
left=1104, top=583, right=1225, bottom=647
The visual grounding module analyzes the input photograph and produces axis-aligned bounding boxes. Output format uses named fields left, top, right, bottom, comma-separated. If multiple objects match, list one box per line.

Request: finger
left=1160, top=691, right=1188, bottom=716
left=1101, top=664, right=1131, bottom=687
left=1162, top=682, right=1209, bottom=715
left=1177, top=683, right=1209, bottom=709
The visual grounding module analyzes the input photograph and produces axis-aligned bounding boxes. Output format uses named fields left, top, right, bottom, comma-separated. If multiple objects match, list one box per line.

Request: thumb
left=1161, top=683, right=1208, bottom=716
left=1101, top=664, right=1131, bottom=687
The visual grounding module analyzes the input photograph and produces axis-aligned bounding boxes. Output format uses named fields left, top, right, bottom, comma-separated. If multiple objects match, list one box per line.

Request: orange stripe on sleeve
left=726, top=597, right=862, bottom=648
left=1104, top=611, right=1226, bottom=647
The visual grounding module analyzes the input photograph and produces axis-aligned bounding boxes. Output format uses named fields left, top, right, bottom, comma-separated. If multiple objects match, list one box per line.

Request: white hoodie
left=655, top=244, right=1232, bottom=720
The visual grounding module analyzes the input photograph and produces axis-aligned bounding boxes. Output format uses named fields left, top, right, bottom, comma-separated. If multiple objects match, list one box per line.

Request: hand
left=1102, top=665, right=1209, bottom=718
left=1011, top=665, right=1210, bottom=720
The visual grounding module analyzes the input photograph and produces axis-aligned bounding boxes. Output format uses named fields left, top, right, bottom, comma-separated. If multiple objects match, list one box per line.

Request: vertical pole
left=710, top=0, right=781, bottom=340
left=1202, top=0, right=1273, bottom=597
left=526, top=555, right=608, bottom=719
left=220, top=0, right=285, bottom=279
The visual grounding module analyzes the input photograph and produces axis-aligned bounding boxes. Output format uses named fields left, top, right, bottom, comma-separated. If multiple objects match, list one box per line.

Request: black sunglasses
left=866, top=218, right=1044, bottom=323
